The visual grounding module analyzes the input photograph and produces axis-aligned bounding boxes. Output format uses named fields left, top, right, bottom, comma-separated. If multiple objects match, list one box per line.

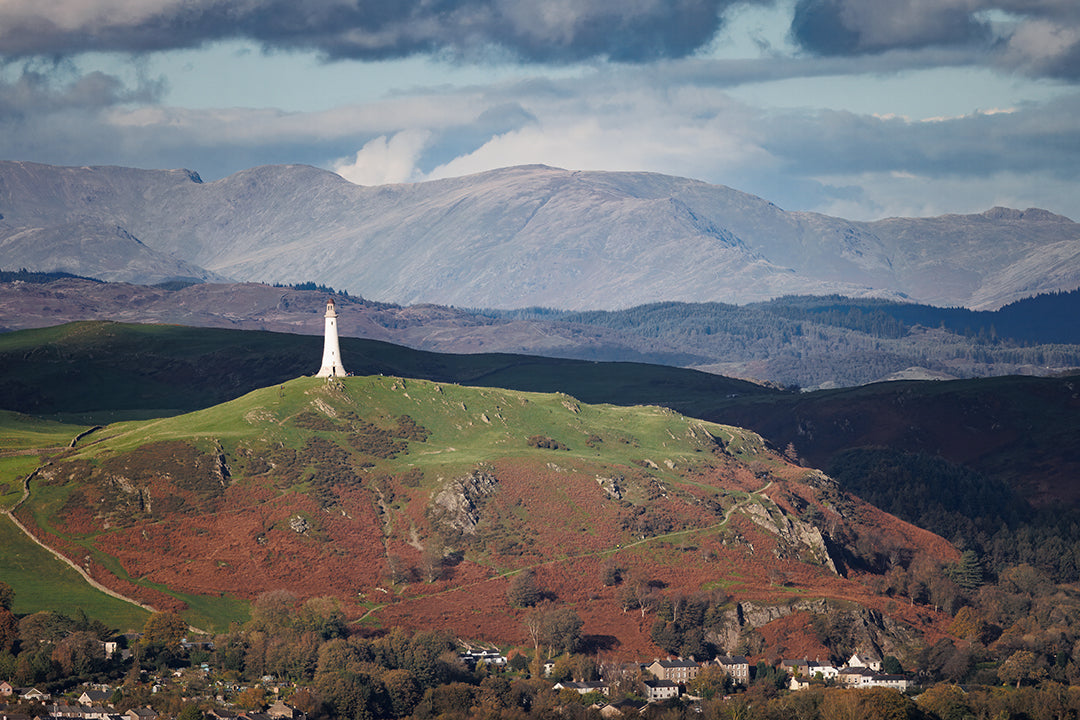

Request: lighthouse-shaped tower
left=316, top=297, right=347, bottom=378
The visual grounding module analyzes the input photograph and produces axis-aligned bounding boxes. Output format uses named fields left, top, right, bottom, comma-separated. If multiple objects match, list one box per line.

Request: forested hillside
left=828, top=448, right=1080, bottom=583
left=486, top=291, right=1080, bottom=387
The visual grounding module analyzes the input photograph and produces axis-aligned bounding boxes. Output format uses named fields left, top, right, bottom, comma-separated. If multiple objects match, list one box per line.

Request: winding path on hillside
left=2, top=444, right=160, bottom=616
left=356, top=480, right=774, bottom=623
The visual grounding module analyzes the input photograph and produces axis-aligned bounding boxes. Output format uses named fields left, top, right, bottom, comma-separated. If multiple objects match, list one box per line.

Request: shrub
left=527, top=435, right=567, bottom=450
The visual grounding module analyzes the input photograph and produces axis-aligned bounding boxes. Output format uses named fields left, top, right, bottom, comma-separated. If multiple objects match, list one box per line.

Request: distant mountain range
left=2, top=161, right=1078, bottom=310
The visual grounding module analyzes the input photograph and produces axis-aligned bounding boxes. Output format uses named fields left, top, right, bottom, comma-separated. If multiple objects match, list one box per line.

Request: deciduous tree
left=916, top=683, right=972, bottom=720
left=507, top=569, right=542, bottom=608
left=141, top=612, right=187, bottom=649
left=0, top=608, right=17, bottom=653
left=998, top=649, right=1046, bottom=688
left=0, top=581, right=13, bottom=611
left=51, top=630, right=104, bottom=676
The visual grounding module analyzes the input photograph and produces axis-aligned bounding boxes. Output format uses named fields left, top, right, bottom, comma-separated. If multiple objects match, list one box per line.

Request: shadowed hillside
left=0, top=321, right=773, bottom=423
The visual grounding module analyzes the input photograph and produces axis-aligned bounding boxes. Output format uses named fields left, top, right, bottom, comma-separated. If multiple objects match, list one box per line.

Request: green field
left=0, top=409, right=87, bottom=449
left=0, top=514, right=150, bottom=630
left=0, top=410, right=249, bottom=631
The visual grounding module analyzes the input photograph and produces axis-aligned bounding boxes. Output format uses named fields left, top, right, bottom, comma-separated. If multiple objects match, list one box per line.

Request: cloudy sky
left=1, top=0, right=1078, bottom=220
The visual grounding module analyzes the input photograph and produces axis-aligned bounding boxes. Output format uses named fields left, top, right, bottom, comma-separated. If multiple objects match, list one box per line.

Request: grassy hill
left=6, top=320, right=1075, bottom=651
left=10, top=375, right=956, bottom=656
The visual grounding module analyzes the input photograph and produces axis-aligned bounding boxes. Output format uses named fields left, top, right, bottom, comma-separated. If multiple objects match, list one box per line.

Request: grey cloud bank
left=0, top=0, right=753, bottom=63
left=1, top=0, right=1077, bottom=77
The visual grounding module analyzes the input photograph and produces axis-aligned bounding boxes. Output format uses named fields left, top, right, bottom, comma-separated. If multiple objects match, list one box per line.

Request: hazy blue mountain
left=1, top=161, right=1077, bottom=309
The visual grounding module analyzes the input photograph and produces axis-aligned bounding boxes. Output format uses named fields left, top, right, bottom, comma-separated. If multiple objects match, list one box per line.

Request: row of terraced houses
left=544, top=651, right=910, bottom=709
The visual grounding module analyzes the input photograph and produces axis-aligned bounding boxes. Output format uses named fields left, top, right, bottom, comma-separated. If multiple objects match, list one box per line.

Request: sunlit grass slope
left=76, top=374, right=755, bottom=482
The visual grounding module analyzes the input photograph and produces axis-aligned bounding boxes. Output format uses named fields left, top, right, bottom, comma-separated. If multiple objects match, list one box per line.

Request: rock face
left=2, top=161, right=1079, bottom=310
left=740, top=500, right=839, bottom=573
left=430, top=469, right=499, bottom=536
left=707, top=599, right=918, bottom=660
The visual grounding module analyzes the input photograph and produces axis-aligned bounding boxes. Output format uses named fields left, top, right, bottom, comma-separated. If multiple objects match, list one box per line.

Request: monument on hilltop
left=316, top=297, right=347, bottom=378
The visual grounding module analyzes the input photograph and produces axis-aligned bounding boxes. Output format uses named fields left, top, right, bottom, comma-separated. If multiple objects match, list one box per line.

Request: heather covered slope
left=13, top=376, right=957, bottom=656
left=2, top=161, right=1078, bottom=309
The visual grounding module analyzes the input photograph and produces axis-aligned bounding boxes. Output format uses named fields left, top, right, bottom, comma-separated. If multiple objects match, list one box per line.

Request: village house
left=835, top=666, right=910, bottom=690
left=645, top=658, right=700, bottom=684
left=0, top=684, right=12, bottom=698
left=871, top=674, right=912, bottom=691
left=237, top=713, right=272, bottom=720
left=781, top=659, right=840, bottom=680
left=77, top=691, right=111, bottom=707
left=847, top=653, right=883, bottom=672
left=265, top=702, right=304, bottom=720
left=124, top=708, right=159, bottom=720
left=458, top=645, right=507, bottom=669
left=181, top=639, right=215, bottom=653
left=780, top=654, right=909, bottom=692
left=597, top=699, right=646, bottom=718
left=714, top=655, right=751, bottom=686
left=642, top=680, right=680, bottom=702
left=553, top=681, right=609, bottom=696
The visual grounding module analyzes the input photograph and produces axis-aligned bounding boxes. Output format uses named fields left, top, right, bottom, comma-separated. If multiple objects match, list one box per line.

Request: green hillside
left=12, top=372, right=933, bottom=646
left=51, top=373, right=768, bottom=526
left=0, top=411, right=151, bottom=629
left=0, top=514, right=150, bottom=629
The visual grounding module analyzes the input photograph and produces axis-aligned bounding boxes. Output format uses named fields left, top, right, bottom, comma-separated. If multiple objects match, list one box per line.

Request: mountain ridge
left=2, top=161, right=1078, bottom=310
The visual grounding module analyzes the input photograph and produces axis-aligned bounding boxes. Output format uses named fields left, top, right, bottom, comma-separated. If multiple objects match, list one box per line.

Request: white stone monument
left=316, top=297, right=347, bottom=377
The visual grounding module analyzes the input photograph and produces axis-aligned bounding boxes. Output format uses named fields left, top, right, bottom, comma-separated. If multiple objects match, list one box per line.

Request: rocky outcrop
left=740, top=500, right=839, bottom=573
left=707, top=599, right=918, bottom=660
left=596, top=475, right=623, bottom=500
left=430, top=469, right=499, bottom=536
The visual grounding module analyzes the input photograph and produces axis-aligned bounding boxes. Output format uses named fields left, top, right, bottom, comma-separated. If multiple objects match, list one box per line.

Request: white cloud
left=424, top=80, right=775, bottom=183
left=333, top=129, right=431, bottom=185
left=1000, top=18, right=1080, bottom=74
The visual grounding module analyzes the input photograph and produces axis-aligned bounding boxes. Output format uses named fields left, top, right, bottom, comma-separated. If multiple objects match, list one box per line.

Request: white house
left=847, top=653, right=883, bottom=672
